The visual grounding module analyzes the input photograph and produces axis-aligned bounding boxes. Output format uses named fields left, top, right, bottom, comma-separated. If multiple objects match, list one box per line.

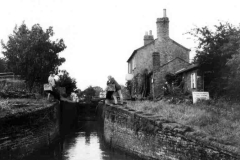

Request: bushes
left=189, top=22, right=240, bottom=98
left=164, top=73, right=184, bottom=96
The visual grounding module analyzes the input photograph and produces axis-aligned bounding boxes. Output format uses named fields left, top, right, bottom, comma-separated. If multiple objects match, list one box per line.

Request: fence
left=0, top=72, right=25, bottom=91
left=0, top=72, right=21, bottom=79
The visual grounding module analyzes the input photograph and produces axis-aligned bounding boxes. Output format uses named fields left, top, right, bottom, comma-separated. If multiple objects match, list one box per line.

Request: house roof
left=160, top=57, right=190, bottom=68
left=175, top=64, right=199, bottom=74
left=171, top=39, right=191, bottom=52
left=127, top=38, right=191, bottom=62
left=127, top=39, right=157, bottom=62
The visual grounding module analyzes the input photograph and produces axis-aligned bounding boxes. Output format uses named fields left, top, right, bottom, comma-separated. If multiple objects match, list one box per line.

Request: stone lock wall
left=103, top=105, right=240, bottom=160
left=60, top=100, right=79, bottom=135
left=0, top=102, right=60, bottom=159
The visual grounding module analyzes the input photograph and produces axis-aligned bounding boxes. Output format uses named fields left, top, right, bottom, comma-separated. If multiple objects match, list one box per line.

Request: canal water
left=25, top=120, right=139, bottom=160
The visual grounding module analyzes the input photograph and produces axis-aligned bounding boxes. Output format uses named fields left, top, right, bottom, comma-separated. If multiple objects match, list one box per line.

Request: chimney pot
left=163, top=9, right=166, bottom=17
left=144, top=30, right=154, bottom=45
left=149, top=30, right=152, bottom=35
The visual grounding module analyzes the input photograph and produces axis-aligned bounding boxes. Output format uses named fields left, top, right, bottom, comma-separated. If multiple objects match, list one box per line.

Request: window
left=132, top=57, right=136, bottom=70
left=128, top=57, right=136, bottom=74
left=128, top=63, right=132, bottom=73
left=191, top=73, right=196, bottom=89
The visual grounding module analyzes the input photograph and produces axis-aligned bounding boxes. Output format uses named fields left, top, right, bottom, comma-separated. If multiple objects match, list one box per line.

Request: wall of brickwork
left=154, top=39, right=190, bottom=67
left=102, top=104, right=240, bottom=160
left=162, top=58, right=190, bottom=74
left=153, top=71, right=165, bottom=97
left=133, top=42, right=156, bottom=76
left=144, top=34, right=154, bottom=46
left=0, top=100, right=80, bottom=160
left=60, top=100, right=79, bottom=135
left=0, top=102, right=60, bottom=159
left=133, top=38, right=189, bottom=77
left=157, top=17, right=169, bottom=41
left=153, top=58, right=190, bottom=98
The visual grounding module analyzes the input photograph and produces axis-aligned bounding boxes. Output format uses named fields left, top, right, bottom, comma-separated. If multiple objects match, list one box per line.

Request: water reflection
left=25, top=121, right=139, bottom=160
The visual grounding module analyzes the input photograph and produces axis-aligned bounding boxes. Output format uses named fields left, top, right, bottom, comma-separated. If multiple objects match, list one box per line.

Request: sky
left=0, top=0, right=240, bottom=90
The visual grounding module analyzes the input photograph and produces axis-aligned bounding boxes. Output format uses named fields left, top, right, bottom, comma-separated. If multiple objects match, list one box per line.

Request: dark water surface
left=25, top=121, right=139, bottom=160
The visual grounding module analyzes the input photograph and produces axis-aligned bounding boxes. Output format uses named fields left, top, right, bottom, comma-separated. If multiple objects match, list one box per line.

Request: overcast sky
left=0, top=0, right=240, bottom=90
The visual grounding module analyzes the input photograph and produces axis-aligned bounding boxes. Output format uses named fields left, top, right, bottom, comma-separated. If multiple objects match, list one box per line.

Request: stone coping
left=104, top=104, right=240, bottom=157
left=0, top=102, right=58, bottom=122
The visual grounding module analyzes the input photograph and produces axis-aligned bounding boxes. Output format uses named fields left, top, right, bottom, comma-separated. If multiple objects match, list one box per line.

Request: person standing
left=105, top=89, right=114, bottom=106
left=107, top=75, right=123, bottom=105
left=71, top=91, right=79, bottom=102
left=48, top=71, right=56, bottom=88
left=48, top=71, right=60, bottom=100
left=104, top=76, right=115, bottom=106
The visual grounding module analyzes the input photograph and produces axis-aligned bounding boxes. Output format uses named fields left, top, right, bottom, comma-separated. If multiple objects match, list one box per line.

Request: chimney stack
left=156, top=9, right=169, bottom=41
left=152, top=52, right=160, bottom=72
left=144, top=30, right=154, bottom=45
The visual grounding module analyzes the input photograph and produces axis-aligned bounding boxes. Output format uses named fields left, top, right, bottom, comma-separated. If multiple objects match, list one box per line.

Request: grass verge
left=126, top=99, right=240, bottom=148
left=0, top=98, right=51, bottom=118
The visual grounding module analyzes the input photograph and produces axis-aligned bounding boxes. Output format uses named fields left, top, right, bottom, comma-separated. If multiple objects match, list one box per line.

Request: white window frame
left=132, top=57, right=136, bottom=70
left=128, top=62, right=132, bottom=74
left=191, top=72, right=196, bottom=89
left=128, top=57, right=136, bottom=74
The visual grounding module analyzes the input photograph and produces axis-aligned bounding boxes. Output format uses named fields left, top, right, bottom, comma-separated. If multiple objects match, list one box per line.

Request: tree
left=0, top=58, right=7, bottom=72
left=125, top=80, right=132, bottom=96
left=92, top=86, right=103, bottom=97
left=81, top=86, right=96, bottom=101
left=226, top=53, right=240, bottom=99
left=189, top=22, right=240, bottom=97
left=165, top=73, right=176, bottom=85
left=75, top=89, right=81, bottom=98
left=58, top=70, right=77, bottom=96
left=1, top=22, right=66, bottom=91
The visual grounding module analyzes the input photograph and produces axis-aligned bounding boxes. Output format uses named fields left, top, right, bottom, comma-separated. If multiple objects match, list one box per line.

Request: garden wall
left=102, top=104, right=240, bottom=160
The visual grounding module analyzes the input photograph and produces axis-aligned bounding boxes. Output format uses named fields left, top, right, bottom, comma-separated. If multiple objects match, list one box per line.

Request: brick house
left=127, top=9, right=192, bottom=99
